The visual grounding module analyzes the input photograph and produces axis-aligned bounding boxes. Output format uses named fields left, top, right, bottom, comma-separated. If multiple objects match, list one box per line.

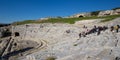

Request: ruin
left=0, top=8, right=120, bottom=60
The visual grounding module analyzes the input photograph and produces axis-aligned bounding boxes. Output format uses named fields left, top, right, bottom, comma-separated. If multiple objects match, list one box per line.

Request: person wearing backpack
left=114, top=25, right=119, bottom=33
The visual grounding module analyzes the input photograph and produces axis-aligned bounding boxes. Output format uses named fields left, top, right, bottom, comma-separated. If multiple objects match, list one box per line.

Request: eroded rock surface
left=1, top=18, right=120, bottom=60
left=0, top=37, right=40, bottom=60
left=16, top=18, right=120, bottom=60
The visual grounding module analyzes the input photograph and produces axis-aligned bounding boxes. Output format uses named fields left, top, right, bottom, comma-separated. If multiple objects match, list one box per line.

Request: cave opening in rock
left=2, top=31, right=12, bottom=38
left=79, top=15, right=84, bottom=18
left=104, top=13, right=110, bottom=15
left=15, top=32, right=20, bottom=37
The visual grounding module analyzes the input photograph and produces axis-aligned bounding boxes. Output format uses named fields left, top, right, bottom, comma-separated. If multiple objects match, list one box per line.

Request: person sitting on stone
left=82, top=32, right=86, bottom=37
left=103, top=26, right=108, bottom=31
left=96, top=26, right=101, bottom=35
left=110, top=26, right=114, bottom=32
left=93, top=25, right=97, bottom=33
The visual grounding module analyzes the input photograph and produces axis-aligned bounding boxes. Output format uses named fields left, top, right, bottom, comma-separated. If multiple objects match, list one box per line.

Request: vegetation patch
left=100, top=15, right=120, bottom=22
left=12, top=15, right=120, bottom=25
left=46, top=56, right=56, bottom=60
left=91, top=11, right=101, bottom=16
left=112, top=7, right=120, bottom=10
left=12, top=20, right=37, bottom=25
left=73, top=44, right=78, bottom=46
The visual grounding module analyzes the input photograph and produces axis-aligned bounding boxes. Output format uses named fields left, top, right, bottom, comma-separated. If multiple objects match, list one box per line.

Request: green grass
left=12, top=15, right=120, bottom=25
left=40, top=16, right=100, bottom=24
left=12, top=20, right=39, bottom=25
left=46, top=56, right=56, bottom=60
left=73, top=44, right=78, bottom=46
left=100, top=15, right=120, bottom=22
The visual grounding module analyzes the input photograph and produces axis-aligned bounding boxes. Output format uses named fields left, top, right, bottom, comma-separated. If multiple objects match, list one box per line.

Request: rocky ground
left=0, top=17, right=120, bottom=60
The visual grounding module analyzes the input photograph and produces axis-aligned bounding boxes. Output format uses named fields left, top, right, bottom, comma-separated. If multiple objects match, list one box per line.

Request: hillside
left=3, top=17, right=118, bottom=60
left=12, top=15, right=120, bottom=25
left=0, top=8, right=120, bottom=60
left=11, top=7, right=120, bottom=25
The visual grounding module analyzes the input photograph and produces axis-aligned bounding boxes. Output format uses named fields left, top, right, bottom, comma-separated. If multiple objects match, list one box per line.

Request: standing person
left=110, top=26, right=114, bottom=32
left=83, top=25, right=86, bottom=28
left=93, top=25, right=97, bottom=33
left=79, top=33, right=81, bottom=38
left=82, top=32, right=86, bottom=37
left=114, top=25, right=119, bottom=33
left=116, top=25, right=119, bottom=33
left=85, top=29, right=89, bottom=35
left=97, top=27, right=100, bottom=35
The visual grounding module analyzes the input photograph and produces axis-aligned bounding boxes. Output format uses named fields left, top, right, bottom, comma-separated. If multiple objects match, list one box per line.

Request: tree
left=56, top=16, right=62, bottom=19
left=91, top=11, right=101, bottom=16
left=112, top=7, right=120, bottom=10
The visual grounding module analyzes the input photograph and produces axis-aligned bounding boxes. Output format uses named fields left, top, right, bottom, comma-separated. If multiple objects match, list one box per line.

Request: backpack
left=114, top=25, right=119, bottom=30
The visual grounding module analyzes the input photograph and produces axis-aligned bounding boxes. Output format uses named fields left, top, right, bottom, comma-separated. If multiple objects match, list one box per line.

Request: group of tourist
left=79, top=25, right=120, bottom=38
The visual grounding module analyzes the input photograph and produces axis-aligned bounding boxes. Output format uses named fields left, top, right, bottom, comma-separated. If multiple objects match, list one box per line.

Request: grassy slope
left=12, top=15, right=120, bottom=25
left=100, top=15, right=120, bottom=22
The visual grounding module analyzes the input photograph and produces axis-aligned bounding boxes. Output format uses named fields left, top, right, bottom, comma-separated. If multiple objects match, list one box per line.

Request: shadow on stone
left=115, top=57, right=120, bottom=60
left=2, top=31, right=12, bottom=38
left=0, top=47, right=33, bottom=60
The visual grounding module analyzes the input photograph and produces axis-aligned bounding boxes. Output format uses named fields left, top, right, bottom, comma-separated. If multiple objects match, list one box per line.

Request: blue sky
left=0, top=0, right=120, bottom=23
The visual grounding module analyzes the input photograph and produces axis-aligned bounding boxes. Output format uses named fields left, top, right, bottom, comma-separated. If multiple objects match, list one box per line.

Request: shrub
left=101, top=15, right=120, bottom=22
left=91, top=11, right=101, bottom=16
left=73, top=44, right=78, bottom=46
left=46, top=56, right=56, bottom=60
left=112, top=7, right=120, bottom=10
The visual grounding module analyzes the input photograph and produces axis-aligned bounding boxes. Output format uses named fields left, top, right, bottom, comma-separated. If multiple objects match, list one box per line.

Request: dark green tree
left=91, top=11, right=101, bottom=16
left=112, top=7, right=120, bottom=10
